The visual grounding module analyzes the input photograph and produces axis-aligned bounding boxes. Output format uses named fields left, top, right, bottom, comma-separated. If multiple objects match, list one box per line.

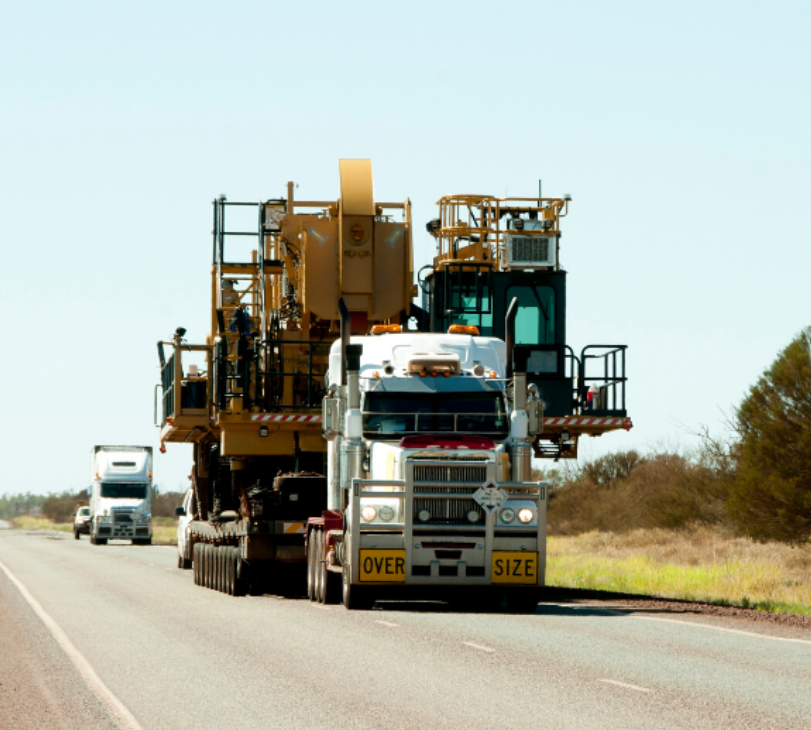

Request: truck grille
left=411, top=461, right=488, bottom=525
left=414, top=497, right=485, bottom=525
left=413, top=464, right=487, bottom=484
left=113, top=513, right=133, bottom=523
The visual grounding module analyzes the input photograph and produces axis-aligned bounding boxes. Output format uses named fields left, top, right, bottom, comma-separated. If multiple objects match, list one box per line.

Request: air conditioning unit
left=505, top=234, right=557, bottom=269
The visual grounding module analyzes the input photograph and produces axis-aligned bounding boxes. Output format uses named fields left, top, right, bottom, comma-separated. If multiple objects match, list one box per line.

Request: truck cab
left=88, top=446, right=153, bottom=545
left=314, top=325, right=546, bottom=610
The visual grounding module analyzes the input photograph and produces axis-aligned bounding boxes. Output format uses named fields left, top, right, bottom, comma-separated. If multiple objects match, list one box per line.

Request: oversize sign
left=491, top=551, right=539, bottom=584
left=359, top=549, right=406, bottom=582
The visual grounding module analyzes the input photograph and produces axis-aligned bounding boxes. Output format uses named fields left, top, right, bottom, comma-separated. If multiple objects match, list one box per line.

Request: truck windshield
left=100, top=483, right=147, bottom=499
left=363, top=392, right=507, bottom=436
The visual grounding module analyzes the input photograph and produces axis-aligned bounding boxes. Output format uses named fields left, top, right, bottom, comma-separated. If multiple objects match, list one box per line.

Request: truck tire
left=223, top=546, right=232, bottom=595
left=216, top=547, right=224, bottom=592
left=307, top=531, right=317, bottom=601
left=193, top=543, right=201, bottom=585
left=226, top=546, right=238, bottom=596
left=181, top=541, right=192, bottom=570
left=314, top=530, right=325, bottom=603
left=217, top=547, right=226, bottom=593
left=324, top=569, right=341, bottom=605
left=209, top=545, right=218, bottom=590
left=74, top=529, right=80, bottom=540
left=205, top=544, right=214, bottom=589
left=233, top=547, right=247, bottom=597
left=342, top=570, right=373, bottom=611
left=203, top=544, right=213, bottom=588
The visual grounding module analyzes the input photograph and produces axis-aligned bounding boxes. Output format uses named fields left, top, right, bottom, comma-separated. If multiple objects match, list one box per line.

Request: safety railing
left=579, top=345, right=627, bottom=416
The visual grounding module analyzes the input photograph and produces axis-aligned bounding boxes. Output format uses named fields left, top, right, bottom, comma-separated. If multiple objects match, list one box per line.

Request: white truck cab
left=317, top=329, right=546, bottom=610
left=88, top=446, right=153, bottom=545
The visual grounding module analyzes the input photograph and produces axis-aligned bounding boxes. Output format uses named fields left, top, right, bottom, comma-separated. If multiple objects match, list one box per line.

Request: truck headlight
left=378, top=505, right=394, bottom=522
left=467, top=509, right=481, bottom=523
left=517, top=508, right=535, bottom=524
left=500, top=508, right=515, bottom=524
left=417, top=509, right=431, bottom=522
left=361, top=506, right=377, bottom=522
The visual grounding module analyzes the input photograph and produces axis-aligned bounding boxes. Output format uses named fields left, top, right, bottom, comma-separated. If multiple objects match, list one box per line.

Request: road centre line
left=463, top=641, right=496, bottom=653
left=599, top=679, right=651, bottom=693
left=0, top=558, right=145, bottom=730
left=374, top=620, right=399, bottom=628
left=631, top=615, right=811, bottom=645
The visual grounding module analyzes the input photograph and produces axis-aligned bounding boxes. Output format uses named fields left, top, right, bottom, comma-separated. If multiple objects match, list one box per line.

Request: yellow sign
left=359, top=549, right=406, bottom=583
left=492, top=552, right=539, bottom=585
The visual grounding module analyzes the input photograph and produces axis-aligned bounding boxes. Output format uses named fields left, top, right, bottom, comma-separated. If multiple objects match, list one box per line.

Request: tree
left=728, top=327, right=811, bottom=543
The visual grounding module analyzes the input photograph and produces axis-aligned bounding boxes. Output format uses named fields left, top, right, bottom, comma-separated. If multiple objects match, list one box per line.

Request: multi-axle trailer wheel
left=192, top=542, right=247, bottom=596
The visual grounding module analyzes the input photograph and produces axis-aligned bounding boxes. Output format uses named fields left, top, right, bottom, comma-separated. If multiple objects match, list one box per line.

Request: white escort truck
left=307, top=300, right=547, bottom=610
left=88, top=445, right=154, bottom=545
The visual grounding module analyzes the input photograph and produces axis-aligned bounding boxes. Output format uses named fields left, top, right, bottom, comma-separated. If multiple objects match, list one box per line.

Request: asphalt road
left=1, top=529, right=810, bottom=730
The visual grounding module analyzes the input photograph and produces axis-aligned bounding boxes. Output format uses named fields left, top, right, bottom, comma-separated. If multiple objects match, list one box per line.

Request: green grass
left=547, top=529, right=811, bottom=617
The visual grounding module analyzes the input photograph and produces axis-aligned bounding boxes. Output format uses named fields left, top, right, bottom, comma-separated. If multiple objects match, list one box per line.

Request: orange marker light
left=448, top=325, right=480, bottom=335
left=370, top=324, right=403, bottom=335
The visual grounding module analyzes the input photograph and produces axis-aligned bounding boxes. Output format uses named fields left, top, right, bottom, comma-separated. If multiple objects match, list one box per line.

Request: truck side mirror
left=175, top=506, right=186, bottom=517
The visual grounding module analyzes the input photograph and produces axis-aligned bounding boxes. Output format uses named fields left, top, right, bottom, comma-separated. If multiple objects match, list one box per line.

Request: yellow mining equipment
left=420, top=192, right=631, bottom=460
left=156, top=160, right=414, bottom=519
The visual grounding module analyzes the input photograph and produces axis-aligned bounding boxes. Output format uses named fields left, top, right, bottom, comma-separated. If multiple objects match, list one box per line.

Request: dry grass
left=547, top=526, right=811, bottom=616
left=10, top=515, right=179, bottom=544
left=12, top=516, right=72, bottom=532
left=152, top=516, right=178, bottom=544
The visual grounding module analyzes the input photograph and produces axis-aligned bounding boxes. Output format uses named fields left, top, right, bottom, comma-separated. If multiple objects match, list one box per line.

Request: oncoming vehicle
left=74, top=506, right=91, bottom=540
left=88, top=445, right=154, bottom=545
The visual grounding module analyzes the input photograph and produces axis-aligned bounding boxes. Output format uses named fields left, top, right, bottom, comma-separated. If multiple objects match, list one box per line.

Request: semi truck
left=88, top=445, right=153, bottom=545
left=155, top=161, right=631, bottom=608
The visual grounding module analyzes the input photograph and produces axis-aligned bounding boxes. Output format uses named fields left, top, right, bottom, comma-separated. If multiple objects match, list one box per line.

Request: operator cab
left=416, top=193, right=631, bottom=458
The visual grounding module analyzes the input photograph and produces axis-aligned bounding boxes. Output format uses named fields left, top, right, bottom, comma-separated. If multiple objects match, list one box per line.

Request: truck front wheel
left=342, top=571, right=373, bottom=611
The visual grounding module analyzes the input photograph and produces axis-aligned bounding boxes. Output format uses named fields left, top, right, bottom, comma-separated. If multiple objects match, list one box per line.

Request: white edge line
left=462, top=641, right=496, bottom=653
left=599, top=679, right=651, bottom=693
left=632, top=615, right=811, bottom=645
left=374, top=620, right=399, bottom=628
left=0, top=558, right=145, bottom=730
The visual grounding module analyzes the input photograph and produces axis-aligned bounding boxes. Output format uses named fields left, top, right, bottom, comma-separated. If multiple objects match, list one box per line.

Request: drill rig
left=156, top=160, right=414, bottom=592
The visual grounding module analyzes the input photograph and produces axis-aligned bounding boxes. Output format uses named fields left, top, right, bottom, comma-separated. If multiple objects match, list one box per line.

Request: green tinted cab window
left=506, top=286, right=555, bottom=344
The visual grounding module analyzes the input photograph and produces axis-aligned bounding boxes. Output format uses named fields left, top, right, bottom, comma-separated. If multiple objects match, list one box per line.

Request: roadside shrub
left=729, top=327, right=811, bottom=544
left=41, top=490, right=88, bottom=524
left=547, top=446, right=733, bottom=536
left=152, top=491, right=185, bottom=518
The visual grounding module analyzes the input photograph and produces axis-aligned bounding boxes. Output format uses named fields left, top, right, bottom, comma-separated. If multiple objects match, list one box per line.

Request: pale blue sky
left=2, top=0, right=809, bottom=495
